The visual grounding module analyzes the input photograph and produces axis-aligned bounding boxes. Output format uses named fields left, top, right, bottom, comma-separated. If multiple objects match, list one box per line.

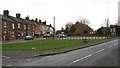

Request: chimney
left=110, top=25, right=113, bottom=27
left=44, top=21, right=46, bottom=25
left=50, top=24, right=52, bottom=27
left=25, top=16, right=29, bottom=20
left=3, top=10, right=9, bottom=16
left=76, top=21, right=79, bottom=24
left=16, top=13, right=21, bottom=18
left=35, top=18, right=38, bottom=22
left=39, top=19, right=41, bottom=23
left=31, top=19, right=34, bottom=21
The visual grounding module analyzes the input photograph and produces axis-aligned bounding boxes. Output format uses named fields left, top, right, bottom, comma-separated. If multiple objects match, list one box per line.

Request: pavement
left=2, top=38, right=118, bottom=66
left=2, top=37, right=45, bottom=44
left=3, top=38, right=118, bottom=66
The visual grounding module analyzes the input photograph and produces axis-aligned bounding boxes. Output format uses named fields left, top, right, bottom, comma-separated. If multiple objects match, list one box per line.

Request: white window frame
left=12, top=31, right=15, bottom=37
left=4, top=31, right=6, bottom=34
left=21, top=32, right=23, bottom=36
left=24, top=25, right=26, bottom=30
left=28, top=25, right=30, bottom=29
left=4, top=21, right=7, bottom=28
left=18, top=23, right=20, bottom=28
left=12, top=23, right=15, bottom=29
left=33, top=26, right=34, bottom=30
left=33, top=32, right=34, bottom=36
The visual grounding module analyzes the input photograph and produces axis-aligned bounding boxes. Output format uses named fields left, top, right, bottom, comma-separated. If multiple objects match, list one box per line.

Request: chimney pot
left=16, top=13, right=21, bottom=18
left=44, top=21, right=46, bottom=25
left=35, top=18, right=38, bottom=22
left=3, top=10, right=9, bottom=16
left=39, top=19, right=41, bottom=23
left=25, top=16, right=29, bottom=20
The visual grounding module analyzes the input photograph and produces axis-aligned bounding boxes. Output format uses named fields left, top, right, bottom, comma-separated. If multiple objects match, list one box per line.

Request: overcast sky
left=0, top=0, right=119, bottom=30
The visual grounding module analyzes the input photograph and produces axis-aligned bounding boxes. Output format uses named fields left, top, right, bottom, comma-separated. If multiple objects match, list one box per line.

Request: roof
left=74, top=22, right=94, bottom=31
left=0, top=14, right=2, bottom=19
left=22, top=19, right=34, bottom=25
left=1, top=14, right=14, bottom=22
left=9, top=16, right=25, bottom=23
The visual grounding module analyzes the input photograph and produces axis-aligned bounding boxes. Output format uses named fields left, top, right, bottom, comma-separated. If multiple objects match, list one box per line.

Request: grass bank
left=2, top=39, right=107, bottom=51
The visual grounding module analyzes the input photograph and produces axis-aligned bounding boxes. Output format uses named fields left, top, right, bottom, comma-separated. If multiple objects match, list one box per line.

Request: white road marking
left=107, top=46, right=113, bottom=48
left=73, top=59, right=80, bottom=63
left=2, top=56, right=10, bottom=58
left=96, top=49, right=104, bottom=53
left=73, top=54, right=92, bottom=63
left=6, top=64, right=12, bottom=66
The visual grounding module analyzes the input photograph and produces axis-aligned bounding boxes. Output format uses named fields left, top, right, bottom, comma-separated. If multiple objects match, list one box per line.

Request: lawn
left=2, top=39, right=107, bottom=51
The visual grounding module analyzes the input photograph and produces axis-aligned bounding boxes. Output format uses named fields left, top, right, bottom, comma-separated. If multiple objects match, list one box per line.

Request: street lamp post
left=53, top=17, right=55, bottom=39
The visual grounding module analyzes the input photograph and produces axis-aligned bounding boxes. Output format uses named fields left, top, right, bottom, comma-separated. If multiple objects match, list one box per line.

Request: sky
left=0, top=0, right=119, bottom=30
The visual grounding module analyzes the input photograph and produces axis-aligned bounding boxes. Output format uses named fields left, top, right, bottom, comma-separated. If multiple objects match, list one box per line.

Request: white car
left=25, top=36, right=33, bottom=40
left=43, top=34, right=51, bottom=38
left=59, top=34, right=66, bottom=38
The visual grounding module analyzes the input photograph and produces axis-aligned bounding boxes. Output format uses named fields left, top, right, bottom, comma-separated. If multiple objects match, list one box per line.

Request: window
left=24, top=25, right=26, bottom=30
left=33, top=32, right=34, bottom=36
left=18, top=23, right=20, bottom=28
left=12, top=23, right=15, bottom=29
left=21, top=32, right=23, bottom=36
left=4, top=31, right=6, bottom=34
left=28, top=25, right=30, bottom=29
left=12, top=31, right=15, bottom=37
left=4, top=21, right=6, bottom=28
left=18, top=31, right=21, bottom=36
left=33, top=26, right=34, bottom=30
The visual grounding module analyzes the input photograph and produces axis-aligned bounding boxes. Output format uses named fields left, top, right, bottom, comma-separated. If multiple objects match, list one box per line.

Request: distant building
left=73, top=21, right=94, bottom=36
left=41, top=21, right=47, bottom=35
left=96, top=25, right=117, bottom=37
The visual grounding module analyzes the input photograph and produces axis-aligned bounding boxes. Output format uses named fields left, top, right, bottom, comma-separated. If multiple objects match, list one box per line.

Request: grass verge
left=2, top=39, right=107, bottom=51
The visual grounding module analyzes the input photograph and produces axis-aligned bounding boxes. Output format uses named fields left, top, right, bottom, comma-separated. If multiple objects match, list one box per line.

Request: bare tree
left=77, top=17, right=90, bottom=26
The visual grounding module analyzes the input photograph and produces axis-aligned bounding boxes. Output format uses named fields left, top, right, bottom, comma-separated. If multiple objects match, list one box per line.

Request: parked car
left=58, top=34, right=66, bottom=38
left=43, top=34, right=51, bottom=38
left=25, top=35, right=33, bottom=40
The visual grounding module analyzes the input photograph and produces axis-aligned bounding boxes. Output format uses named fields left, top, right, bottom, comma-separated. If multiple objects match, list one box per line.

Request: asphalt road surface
left=7, top=39, right=119, bottom=66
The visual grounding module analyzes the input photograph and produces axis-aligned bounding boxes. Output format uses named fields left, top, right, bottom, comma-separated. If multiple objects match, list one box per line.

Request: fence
left=56, top=37, right=108, bottom=39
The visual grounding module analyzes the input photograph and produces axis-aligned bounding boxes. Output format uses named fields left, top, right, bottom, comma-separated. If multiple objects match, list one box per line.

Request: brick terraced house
left=22, top=16, right=35, bottom=37
left=2, top=10, right=16, bottom=41
left=31, top=18, right=41, bottom=37
left=1, top=10, right=35, bottom=41
left=1, top=10, right=54, bottom=41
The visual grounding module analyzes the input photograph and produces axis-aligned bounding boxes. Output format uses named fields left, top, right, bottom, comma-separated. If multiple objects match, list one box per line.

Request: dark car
left=25, top=36, right=33, bottom=40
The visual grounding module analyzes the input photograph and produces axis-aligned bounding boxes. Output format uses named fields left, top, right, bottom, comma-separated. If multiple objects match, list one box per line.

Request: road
left=5, top=39, right=119, bottom=66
